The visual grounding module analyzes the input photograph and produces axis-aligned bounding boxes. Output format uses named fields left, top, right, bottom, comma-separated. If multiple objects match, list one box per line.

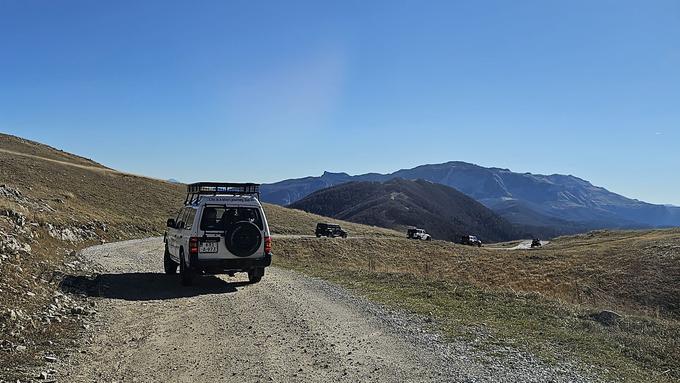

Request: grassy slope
left=278, top=230, right=680, bottom=317
left=274, top=230, right=680, bottom=382
left=0, top=133, right=396, bottom=237
left=0, top=133, right=398, bottom=379
left=0, top=144, right=184, bottom=231
left=0, top=134, right=107, bottom=169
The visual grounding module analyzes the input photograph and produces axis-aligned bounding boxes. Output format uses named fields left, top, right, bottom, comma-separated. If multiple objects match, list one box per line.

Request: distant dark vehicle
left=407, top=228, right=431, bottom=241
left=531, top=238, right=542, bottom=248
left=315, top=223, right=348, bottom=238
left=461, top=235, right=482, bottom=247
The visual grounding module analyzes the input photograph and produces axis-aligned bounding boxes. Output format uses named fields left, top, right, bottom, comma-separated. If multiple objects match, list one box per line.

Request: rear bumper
left=190, top=253, right=272, bottom=273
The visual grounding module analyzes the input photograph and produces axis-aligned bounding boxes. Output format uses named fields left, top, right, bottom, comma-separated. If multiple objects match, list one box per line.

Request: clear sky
left=1, top=1, right=679, bottom=204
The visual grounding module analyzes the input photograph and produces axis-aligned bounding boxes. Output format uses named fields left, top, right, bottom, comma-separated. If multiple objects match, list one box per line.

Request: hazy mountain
left=262, top=161, right=680, bottom=232
left=289, top=178, right=524, bottom=243
left=260, top=171, right=355, bottom=206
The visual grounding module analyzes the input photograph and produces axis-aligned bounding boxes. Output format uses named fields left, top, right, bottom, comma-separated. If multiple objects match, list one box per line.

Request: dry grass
left=0, top=134, right=107, bottom=169
left=273, top=230, right=680, bottom=381
left=0, top=151, right=185, bottom=232
left=274, top=230, right=680, bottom=319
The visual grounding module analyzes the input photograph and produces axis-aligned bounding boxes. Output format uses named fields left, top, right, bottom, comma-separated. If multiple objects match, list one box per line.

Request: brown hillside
left=0, top=133, right=398, bottom=378
left=0, top=133, right=108, bottom=169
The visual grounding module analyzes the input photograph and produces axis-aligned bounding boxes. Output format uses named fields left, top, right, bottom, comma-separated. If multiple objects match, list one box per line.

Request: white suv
left=164, top=183, right=272, bottom=286
left=407, top=228, right=431, bottom=241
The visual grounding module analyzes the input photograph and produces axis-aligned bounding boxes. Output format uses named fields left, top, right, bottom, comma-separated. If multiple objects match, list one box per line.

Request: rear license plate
left=199, top=241, right=218, bottom=253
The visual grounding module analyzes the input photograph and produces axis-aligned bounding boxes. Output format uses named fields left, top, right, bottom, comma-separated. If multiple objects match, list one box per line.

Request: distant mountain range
left=261, top=161, right=680, bottom=235
left=289, top=178, right=522, bottom=242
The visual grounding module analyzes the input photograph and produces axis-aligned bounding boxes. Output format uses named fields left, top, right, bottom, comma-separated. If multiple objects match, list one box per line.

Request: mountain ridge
left=262, top=161, right=680, bottom=232
left=289, top=178, right=524, bottom=242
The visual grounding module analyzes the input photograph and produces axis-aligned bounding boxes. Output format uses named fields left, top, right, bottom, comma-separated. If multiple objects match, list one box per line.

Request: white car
left=164, top=183, right=272, bottom=286
left=407, top=228, right=431, bottom=241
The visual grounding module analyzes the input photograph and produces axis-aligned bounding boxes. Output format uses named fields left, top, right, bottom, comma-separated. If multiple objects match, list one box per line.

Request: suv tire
left=164, top=246, right=178, bottom=275
left=179, top=250, right=193, bottom=286
left=225, top=221, right=263, bottom=257
left=248, top=268, right=264, bottom=284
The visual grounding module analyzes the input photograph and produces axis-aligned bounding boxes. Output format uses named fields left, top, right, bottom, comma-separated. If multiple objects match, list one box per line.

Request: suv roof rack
left=185, top=182, right=260, bottom=205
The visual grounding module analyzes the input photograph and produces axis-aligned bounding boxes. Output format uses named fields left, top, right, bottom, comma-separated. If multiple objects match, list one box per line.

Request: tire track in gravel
left=59, top=238, right=596, bottom=383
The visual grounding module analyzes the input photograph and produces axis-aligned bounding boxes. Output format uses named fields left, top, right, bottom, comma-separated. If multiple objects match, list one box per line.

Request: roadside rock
left=46, top=223, right=100, bottom=243
left=590, top=310, right=622, bottom=326
left=0, top=233, right=32, bottom=255
left=0, top=184, right=55, bottom=212
left=0, top=184, right=24, bottom=201
left=0, top=208, right=27, bottom=227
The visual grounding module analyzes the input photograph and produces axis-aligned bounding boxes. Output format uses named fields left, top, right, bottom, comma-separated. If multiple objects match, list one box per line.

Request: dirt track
left=59, top=238, right=594, bottom=383
left=508, top=240, right=551, bottom=250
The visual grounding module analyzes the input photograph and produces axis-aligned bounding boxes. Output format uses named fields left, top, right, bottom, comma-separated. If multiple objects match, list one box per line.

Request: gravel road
left=506, top=240, right=551, bottom=250
left=59, top=238, right=595, bottom=382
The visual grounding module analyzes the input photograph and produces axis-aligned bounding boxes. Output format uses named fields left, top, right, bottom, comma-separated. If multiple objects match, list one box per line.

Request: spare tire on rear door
left=225, top=221, right=262, bottom=257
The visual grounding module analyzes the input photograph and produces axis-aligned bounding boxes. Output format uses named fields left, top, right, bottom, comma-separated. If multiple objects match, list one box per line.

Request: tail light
left=264, top=236, right=272, bottom=254
left=189, top=237, right=199, bottom=255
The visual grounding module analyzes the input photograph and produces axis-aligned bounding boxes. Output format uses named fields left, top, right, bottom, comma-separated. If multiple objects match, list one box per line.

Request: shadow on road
left=60, top=272, right=249, bottom=301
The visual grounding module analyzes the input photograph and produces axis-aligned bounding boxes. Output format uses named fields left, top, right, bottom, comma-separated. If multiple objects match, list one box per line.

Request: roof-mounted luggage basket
left=184, top=182, right=261, bottom=205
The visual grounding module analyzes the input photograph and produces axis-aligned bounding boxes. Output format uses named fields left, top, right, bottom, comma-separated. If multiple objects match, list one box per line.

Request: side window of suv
left=184, top=209, right=196, bottom=230
left=176, top=208, right=188, bottom=229
left=173, top=208, right=185, bottom=229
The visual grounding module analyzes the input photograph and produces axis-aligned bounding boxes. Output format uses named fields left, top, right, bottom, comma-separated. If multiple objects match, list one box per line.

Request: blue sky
left=1, top=0, right=679, bottom=204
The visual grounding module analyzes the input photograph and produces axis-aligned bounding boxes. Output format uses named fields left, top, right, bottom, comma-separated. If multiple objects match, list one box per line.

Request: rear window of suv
left=200, top=206, right=263, bottom=231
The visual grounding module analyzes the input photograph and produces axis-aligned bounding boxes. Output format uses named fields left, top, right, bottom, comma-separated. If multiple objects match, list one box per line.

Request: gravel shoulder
left=57, top=237, right=594, bottom=382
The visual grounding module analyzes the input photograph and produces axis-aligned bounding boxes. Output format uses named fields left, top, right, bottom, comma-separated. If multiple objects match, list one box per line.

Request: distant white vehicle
left=461, top=235, right=483, bottom=247
left=164, top=183, right=272, bottom=286
left=407, top=228, right=431, bottom=241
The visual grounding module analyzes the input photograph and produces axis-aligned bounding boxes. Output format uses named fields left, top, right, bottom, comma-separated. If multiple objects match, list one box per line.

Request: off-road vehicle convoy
left=461, top=235, right=483, bottom=247
left=164, top=183, right=272, bottom=286
left=315, top=223, right=348, bottom=238
left=407, top=228, right=431, bottom=241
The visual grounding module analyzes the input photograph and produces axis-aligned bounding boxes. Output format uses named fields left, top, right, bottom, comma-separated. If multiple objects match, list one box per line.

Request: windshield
left=200, top=206, right=263, bottom=231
